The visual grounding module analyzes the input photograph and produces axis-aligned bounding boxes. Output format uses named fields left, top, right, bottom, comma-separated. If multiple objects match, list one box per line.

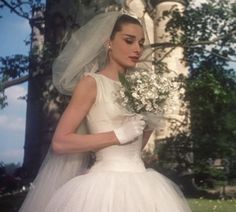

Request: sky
left=0, top=7, right=30, bottom=164
left=0, top=0, right=235, bottom=165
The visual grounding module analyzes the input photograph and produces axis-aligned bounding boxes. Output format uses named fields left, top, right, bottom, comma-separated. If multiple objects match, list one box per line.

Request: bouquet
left=117, top=68, right=174, bottom=129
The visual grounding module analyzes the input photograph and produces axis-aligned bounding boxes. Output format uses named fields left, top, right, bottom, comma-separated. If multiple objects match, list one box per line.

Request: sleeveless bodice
left=85, top=73, right=145, bottom=172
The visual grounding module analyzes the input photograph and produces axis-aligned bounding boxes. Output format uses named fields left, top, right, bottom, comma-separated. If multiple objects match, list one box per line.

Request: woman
left=20, top=11, right=192, bottom=212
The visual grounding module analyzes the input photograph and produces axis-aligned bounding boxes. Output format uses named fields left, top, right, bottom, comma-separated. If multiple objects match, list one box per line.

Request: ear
left=104, top=40, right=111, bottom=51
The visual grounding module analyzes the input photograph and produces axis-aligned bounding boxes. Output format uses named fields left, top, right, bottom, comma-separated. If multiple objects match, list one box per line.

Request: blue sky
left=0, top=0, right=235, bottom=165
left=0, top=0, right=207, bottom=165
left=0, top=7, right=30, bottom=164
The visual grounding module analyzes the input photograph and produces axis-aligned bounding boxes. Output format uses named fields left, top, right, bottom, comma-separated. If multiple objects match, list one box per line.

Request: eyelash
left=139, top=43, right=144, bottom=48
left=125, top=39, right=133, bottom=44
left=124, top=39, right=144, bottom=48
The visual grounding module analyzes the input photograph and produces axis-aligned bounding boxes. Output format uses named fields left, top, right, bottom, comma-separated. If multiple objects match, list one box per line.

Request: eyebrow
left=122, top=34, right=145, bottom=42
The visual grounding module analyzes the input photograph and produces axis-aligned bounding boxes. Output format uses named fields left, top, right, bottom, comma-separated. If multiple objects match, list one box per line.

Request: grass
left=1, top=192, right=236, bottom=212
left=0, top=192, right=26, bottom=212
left=188, top=198, right=236, bottom=212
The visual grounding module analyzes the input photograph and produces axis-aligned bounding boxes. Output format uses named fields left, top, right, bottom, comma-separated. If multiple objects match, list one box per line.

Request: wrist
left=111, top=131, right=121, bottom=145
left=113, top=128, right=125, bottom=144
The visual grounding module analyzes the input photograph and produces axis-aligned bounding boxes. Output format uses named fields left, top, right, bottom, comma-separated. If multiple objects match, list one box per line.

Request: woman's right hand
left=114, top=115, right=146, bottom=144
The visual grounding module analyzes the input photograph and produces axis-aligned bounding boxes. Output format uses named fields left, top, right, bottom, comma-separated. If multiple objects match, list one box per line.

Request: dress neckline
left=95, top=73, right=121, bottom=84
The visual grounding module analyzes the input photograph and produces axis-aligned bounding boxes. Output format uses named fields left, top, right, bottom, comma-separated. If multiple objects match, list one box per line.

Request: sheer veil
left=19, top=11, right=120, bottom=212
left=19, top=10, right=152, bottom=212
left=53, top=11, right=121, bottom=95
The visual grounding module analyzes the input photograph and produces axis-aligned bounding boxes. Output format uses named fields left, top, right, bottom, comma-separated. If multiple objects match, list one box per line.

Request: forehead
left=117, top=23, right=144, bottom=39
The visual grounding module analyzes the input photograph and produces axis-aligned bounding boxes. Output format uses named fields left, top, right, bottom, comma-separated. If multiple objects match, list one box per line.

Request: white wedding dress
left=44, top=73, right=191, bottom=212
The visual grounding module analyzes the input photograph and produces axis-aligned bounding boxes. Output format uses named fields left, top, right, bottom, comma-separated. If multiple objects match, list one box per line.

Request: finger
left=132, top=114, right=144, bottom=121
left=138, top=120, right=146, bottom=126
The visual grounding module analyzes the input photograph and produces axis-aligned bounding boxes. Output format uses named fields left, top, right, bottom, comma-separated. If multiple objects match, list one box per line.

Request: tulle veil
left=19, top=11, right=120, bottom=212
left=19, top=10, right=152, bottom=212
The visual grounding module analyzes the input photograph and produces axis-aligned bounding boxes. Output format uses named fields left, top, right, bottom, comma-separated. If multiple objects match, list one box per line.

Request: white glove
left=114, top=115, right=146, bottom=144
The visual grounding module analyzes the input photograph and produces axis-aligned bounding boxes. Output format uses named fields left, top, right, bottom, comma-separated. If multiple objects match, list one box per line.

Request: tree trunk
left=22, top=0, right=123, bottom=181
left=22, top=6, right=49, bottom=180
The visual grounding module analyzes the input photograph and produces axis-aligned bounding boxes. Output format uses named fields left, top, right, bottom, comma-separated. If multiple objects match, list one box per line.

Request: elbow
left=52, top=137, right=66, bottom=154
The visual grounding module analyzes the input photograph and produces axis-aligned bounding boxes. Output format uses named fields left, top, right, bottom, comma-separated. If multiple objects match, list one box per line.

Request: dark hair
left=110, top=14, right=142, bottom=40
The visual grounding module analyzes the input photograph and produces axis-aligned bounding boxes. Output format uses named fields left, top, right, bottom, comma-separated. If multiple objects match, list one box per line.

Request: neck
left=101, top=63, right=127, bottom=81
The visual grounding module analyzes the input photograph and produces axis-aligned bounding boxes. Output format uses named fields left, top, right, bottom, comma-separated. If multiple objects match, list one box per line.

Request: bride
left=19, top=11, right=192, bottom=212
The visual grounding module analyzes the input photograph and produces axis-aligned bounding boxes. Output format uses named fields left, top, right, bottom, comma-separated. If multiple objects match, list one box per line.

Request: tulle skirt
left=45, top=168, right=191, bottom=212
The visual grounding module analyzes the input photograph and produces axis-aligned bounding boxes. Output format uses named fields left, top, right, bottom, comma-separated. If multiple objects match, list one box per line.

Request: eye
left=124, top=39, right=134, bottom=44
left=139, top=42, right=144, bottom=48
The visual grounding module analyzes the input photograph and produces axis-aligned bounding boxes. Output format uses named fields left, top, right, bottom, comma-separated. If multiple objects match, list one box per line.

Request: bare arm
left=52, top=75, right=119, bottom=154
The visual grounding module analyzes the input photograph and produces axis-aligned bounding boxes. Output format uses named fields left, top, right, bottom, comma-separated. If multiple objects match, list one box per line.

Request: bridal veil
left=19, top=11, right=120, bottom=212
left=19, top=10, right=152, bottom=212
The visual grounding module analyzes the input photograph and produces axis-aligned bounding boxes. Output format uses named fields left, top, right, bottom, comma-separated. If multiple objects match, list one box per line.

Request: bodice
left=85, top=73, right=145, bottom=172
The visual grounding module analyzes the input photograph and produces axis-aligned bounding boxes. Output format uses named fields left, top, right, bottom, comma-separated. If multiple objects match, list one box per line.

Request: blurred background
left=0, top=0, right=236, bottom=211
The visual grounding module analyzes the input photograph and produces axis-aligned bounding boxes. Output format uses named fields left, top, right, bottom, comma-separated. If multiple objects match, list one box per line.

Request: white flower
left=179, top=87, right=185, bottom=94
left=132, top=92, right=139, bottom=99
left=117, top=68, right=176, bottom=114
left=120, top=90, right=125, bottom=98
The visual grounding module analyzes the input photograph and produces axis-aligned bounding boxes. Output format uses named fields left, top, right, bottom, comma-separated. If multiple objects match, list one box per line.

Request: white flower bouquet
left=118, top=68, right=174, bottom=129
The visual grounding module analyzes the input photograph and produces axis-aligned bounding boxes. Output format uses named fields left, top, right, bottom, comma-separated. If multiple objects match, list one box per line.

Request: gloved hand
left=114, top=115, right=146, bottom=144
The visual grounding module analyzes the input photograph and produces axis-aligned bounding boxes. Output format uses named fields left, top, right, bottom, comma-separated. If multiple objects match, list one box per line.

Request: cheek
left=112, top=43, right=128, bottom=58
left=112, top=40, right=129, bottom=53
left=117, top=44, right=130, bottom=57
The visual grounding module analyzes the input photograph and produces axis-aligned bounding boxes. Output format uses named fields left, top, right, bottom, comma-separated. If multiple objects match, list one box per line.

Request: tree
left=183, top=0, right=236, bottom=187
left=152, top=0, right=236, bottom=191
left=0, top=0, right=127, bottom=180
left=0, top=0, right=236, bottom=186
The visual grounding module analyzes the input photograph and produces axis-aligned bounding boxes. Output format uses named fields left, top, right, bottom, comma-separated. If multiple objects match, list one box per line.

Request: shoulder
left=71, top=74, right=97, bottom=103
left=80, top=74, right=97, bottom=86
left=74, top=74, right=96, bottom=91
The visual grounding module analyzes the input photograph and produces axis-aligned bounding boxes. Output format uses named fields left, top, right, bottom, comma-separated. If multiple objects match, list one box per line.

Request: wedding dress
left=43, top=73, right=191, bottom=212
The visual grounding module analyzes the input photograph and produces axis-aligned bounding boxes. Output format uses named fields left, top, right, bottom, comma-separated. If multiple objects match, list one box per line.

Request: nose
left=133, top=42, right=142, bottom=55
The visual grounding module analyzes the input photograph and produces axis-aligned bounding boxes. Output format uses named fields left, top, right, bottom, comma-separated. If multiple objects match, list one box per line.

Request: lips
left=129, top=56, right=139, bottom=62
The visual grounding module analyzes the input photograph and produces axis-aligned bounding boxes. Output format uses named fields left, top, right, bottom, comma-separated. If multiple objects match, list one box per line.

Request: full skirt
left=45, top=169, right=191, bottom=212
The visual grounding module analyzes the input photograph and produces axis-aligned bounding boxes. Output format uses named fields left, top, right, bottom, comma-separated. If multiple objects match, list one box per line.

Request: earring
left=108, top=45, right=111, bottom=50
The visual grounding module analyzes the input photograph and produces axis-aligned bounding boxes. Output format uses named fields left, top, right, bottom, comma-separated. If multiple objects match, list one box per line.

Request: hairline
left=110, top=23, right=143, bottom=41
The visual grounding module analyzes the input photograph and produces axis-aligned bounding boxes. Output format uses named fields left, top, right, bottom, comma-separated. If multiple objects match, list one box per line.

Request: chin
left=124, top=62, right=137, bottom=69
left=118, top=60, right=137, bottom=69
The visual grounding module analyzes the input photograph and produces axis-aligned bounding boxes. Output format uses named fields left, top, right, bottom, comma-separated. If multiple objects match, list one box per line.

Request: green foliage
left=0, top=0, right=235, bottom=189
left=0, top=0, right=44, bottom=108
left=0, top=55, right=29, bottom=79
left=182, top=0, right=236, bottom=183
left=186, top=69, right=236, bottom=181
left=151, top=0, right=236, bottom=186
left=0, top=0, right=44, bottom=19
left=0, top=55, right=29, bottom=108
